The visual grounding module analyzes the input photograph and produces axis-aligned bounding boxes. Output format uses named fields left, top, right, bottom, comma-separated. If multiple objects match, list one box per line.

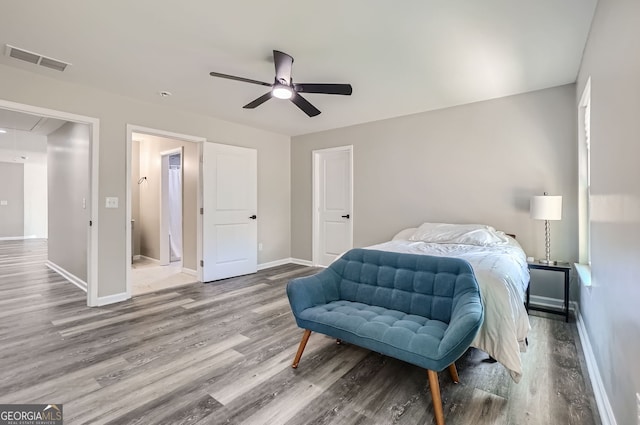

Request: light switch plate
left=0, top=200, right=7, bottom=206
left=105, top=197, right=119, bottom=208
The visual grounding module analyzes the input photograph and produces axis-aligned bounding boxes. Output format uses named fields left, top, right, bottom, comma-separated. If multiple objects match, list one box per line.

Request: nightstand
left=526, top=261, right=572, bottom=322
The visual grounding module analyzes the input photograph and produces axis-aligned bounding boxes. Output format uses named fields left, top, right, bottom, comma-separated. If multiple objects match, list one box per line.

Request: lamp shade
left=530, top=195, right=562, bottom=220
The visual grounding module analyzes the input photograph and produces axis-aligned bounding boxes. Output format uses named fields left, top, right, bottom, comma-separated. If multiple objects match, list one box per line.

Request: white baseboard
left=257, top=258, right=293, bottom=271
left=138, top=255, right=159, bottom=263
left=0, top=235, right=39, bottom=241
left=529, top=295, right=578, bottom=312
left=96, top=292, right=129, bottom=306
left=255, top=258, right=314, bottom=270
left=133, top=255, right=142, bottom=261
left=576, top=308, right=617, bottom=425
left=46, top=261, right=87, bottom=292
left=182, top=267, right=197, bottom=276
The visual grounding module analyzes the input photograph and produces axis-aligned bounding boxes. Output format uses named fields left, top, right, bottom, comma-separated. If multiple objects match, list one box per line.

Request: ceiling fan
left=209, top=50, right=352, bottom=117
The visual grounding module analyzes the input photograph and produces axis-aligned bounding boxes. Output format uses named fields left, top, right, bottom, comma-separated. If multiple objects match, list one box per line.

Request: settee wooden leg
left=292, top=329, right=312, bottom=369
left=427, top=369, right=445, bottom=425
left=448, top=363, right=459, bottom=384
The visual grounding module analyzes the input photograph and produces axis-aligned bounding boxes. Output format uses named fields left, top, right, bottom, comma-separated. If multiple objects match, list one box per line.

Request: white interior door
left=313, top=146, right=353, bottom=267
left=202, top=142, right=257, bottom=281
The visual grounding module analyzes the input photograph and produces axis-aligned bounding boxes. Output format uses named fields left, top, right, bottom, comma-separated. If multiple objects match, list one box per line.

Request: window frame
left=578, top=78, right=592, bottom=268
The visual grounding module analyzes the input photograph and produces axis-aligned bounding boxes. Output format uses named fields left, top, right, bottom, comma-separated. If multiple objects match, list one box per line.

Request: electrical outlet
left=105, top=197, right=119, bottom=209
left=258, top=243, right=263, bottom=251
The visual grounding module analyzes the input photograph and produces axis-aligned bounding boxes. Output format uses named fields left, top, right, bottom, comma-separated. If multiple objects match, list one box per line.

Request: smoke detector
left=5, top=44, right=71, bottom=72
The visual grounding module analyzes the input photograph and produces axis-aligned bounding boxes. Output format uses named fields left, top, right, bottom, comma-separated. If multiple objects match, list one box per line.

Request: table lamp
left=530, top=192, right=562, bottom=264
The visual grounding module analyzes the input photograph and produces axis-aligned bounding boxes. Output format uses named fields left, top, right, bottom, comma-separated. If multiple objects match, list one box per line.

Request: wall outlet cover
left=105, top=197, right=119, bottom=208
left=0, top=200, right=7, bottom=206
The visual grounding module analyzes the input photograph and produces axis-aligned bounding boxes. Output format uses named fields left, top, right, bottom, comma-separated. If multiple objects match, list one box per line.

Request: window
left=578, top=78, right=591, bottom=267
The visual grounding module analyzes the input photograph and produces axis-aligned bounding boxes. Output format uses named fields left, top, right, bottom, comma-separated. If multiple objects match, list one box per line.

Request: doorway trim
left=159, top=147, right=183, bottom=266
left=0, top=98, right=100, bottom=306
left=312, top=145, right=353, bottom=267
left=126, top=124, right=205, bottom=298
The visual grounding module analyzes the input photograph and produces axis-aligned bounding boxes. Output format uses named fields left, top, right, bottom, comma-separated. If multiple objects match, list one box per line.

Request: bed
left=364, top=222, right=531, bottom=382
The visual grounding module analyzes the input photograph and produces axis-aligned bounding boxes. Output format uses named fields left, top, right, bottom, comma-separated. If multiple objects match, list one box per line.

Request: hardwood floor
left=0, top=239, right=600, bottom=424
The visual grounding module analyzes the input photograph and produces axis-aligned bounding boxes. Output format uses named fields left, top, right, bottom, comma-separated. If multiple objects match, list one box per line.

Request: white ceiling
left=0, top=127, right=48, bottom=164
left=0, top=106, right=70, bottom=165
left=0, top=109, right=64, bottom=164
left=0, top=1, right=597, bottom=136
left=0, top=109, right=66, bottom=135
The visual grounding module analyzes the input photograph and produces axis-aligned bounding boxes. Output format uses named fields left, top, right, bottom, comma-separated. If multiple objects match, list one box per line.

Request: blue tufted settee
left=286, top=248, right=484, bottom=425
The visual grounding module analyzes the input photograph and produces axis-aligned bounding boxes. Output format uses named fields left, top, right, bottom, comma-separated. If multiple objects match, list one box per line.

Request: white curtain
left=168, top=167, right=182, bottom=261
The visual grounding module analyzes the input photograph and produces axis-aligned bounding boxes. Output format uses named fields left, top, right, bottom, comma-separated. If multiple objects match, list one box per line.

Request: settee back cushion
left=329, top=249, right=477, bottom=324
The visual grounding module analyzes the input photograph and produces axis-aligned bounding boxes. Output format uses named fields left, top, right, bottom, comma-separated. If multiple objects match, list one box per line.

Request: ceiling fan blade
left=290, top=92, right=321, bottom=117
left=273, top=50, right=293, bottom=84
left=209, top=71, right=271, bottom=87
left=243, top=92, right=273, bottom=109
left=294, top=83, right=353, bottom=95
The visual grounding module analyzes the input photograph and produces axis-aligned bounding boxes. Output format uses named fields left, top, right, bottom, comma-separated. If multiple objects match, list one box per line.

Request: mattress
left=365, top=230, right=531, bottom=382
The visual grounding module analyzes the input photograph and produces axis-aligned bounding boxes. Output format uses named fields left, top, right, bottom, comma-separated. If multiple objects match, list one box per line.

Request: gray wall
left=0, top=63, right=290, bottom=299
left=577, top=0, right=640, bottom=424
left=0, top=162, right=24, bottom=237
left=292, top=85, right=578, bottom=276
left=47, top=122, right=90, bottom=281
left=136, top=134, right=198, bottom=271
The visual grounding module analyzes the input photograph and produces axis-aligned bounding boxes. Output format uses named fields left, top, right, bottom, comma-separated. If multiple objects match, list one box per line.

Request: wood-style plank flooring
left=0, top=239, right=600, bottom=424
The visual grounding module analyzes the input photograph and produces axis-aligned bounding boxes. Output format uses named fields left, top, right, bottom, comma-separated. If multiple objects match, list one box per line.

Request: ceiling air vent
left=5, top=44, right=71, bottom=72
left=8, top=47, right=39, bottom=64
left=39, top=57, right=69, bottom=72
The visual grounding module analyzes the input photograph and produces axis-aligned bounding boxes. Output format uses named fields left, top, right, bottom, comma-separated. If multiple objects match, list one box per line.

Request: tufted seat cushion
left=299, top=300, right=451, bottom=368
left=288, top=249, right=484, bottom=372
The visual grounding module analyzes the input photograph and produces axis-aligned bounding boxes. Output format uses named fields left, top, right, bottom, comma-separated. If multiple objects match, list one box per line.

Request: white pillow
left=408, top=222, right=508, bottom=246
left=392, top=228, right=418, bottom=241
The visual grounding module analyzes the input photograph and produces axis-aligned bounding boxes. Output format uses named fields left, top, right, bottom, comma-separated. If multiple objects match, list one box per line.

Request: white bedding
left=365, top=230, right=531, bottom=382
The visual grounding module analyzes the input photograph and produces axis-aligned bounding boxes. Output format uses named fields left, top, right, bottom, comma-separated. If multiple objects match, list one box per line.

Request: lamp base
left=538, top=259, right=558, bottom=265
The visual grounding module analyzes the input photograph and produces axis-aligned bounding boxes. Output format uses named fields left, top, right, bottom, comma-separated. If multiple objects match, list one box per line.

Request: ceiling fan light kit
left=209, top=50, right=352, bottom=117
left=272, top=85, right=293, bottom=100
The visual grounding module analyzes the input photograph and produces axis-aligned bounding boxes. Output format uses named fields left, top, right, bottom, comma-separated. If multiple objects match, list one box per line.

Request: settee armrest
left=438, top=292, right=484, bottom=359
left=286, top=268, right=341, bottom=318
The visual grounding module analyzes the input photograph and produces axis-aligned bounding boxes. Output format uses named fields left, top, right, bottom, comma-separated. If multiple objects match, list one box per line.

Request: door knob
left=249, top=215, right=257, bottom=220
left=341, top=214, right=350, bottom=219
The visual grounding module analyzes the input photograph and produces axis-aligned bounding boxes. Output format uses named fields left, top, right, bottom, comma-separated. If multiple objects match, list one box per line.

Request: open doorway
left=0, top=99, right=99, bottom=306
left=128, top=128, right=202, bottom=296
